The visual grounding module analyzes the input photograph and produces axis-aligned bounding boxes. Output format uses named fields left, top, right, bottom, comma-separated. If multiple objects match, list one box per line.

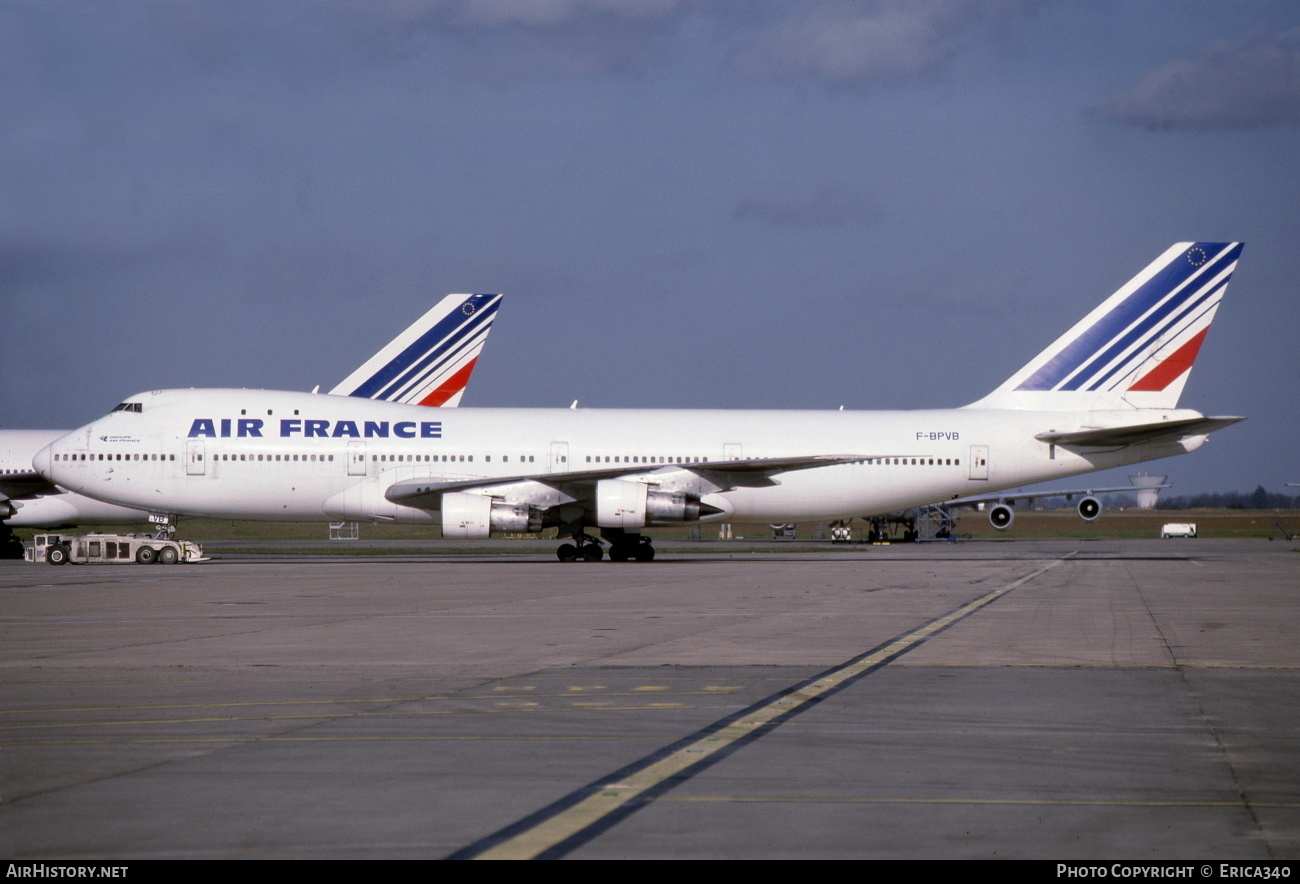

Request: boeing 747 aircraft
left=34, top=244, right=1244, bottom=562
left=1, top=293, right=501, bottom=533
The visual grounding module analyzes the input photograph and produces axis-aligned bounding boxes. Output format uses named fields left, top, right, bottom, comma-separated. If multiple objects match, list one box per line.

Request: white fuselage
left=35, top=388, right=1207, bottom=525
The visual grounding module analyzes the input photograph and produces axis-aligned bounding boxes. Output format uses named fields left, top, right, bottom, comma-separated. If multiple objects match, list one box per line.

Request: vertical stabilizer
left=329, top=293, right=502, bottom=407
left=966, top=243, right=1242, bottom=411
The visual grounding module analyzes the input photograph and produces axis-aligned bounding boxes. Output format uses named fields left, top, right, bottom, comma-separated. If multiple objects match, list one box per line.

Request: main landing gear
left=556, top=534, right=604, bottom=562
left=607, top=535, right=655, bottom=562
left=554, top=527, right=656, bottom=563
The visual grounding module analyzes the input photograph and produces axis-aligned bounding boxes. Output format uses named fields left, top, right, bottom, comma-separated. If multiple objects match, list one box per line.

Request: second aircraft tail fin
left=966, top=243, right=1243, bottom=411
left=329, top=293, right=502, bottom=407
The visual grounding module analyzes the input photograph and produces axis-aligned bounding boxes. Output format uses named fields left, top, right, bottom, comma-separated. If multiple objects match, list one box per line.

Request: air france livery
left=328, top=293, right=501, bottom=407
left=35, top=244, right=1244, bottom=562
left=1, top=293, right=499, bottom=529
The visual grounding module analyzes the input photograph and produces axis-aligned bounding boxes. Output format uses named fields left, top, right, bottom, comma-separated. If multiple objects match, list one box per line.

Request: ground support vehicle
left=26, top=533, right=207, bottom=565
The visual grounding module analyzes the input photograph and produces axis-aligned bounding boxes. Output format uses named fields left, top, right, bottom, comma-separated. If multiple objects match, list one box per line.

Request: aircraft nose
left=32, top=442, right=54, bottom=479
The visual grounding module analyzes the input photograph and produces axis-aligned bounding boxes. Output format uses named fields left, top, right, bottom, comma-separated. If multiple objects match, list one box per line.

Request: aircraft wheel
left=634, top=543, right=655, bottom=562
left=46, top=545, right=70, bottom=566
left=158, top=546, right=180, bottom=565
left=608, top=545, right=629, bottom=563
left=556, top=543, right=578, bottom=563
left=582, top=544, right=604, bottom=562
left=135, top=546, right=158, bottom=565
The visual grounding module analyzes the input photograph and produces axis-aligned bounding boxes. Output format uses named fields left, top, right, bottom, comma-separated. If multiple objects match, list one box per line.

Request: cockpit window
left=111, top=402, right=143, bottom=414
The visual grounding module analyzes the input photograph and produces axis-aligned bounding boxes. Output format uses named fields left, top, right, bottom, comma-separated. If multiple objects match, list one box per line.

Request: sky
left=2, top=0, right=1297, bottom=497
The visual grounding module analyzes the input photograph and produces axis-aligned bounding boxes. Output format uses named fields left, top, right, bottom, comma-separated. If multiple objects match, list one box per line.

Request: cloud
left=739, top=0, right=1039, bottom=90
left=344, top=0, right=699, bottom=77
left=353, top=1, right=1045, bottom=85
left=732, top=182, right=880, bottom=228
left=443, top=0, right=689, bottom=29
left=1088, top=28, right=1300, bottom=129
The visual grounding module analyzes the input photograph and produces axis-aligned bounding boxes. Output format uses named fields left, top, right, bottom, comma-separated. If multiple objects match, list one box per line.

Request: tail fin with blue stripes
left=329, top=293, right=502, bottom=407
left=966, top=243, right=1242, bottom=411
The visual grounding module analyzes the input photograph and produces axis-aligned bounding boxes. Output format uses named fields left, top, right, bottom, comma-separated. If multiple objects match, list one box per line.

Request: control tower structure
left=1129, top=473, right=1167, bottom=509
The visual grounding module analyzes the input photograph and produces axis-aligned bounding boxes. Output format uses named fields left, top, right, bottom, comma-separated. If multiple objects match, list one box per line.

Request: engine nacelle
left=989, top=503, right=1015, bottom=531
left=646, top=490, right=701, bottom=525
left=1077, top=495, right=1101, bottom=521
left=596, top=479, right=701, bottom=528
left=440, top=492, right=541, bottom=540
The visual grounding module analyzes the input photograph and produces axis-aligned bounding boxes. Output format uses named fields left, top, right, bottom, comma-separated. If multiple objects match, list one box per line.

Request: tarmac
left=1, top=538, right=1296, bottom=859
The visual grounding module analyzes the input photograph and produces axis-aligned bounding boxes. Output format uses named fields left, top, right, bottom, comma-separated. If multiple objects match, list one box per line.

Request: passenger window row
left=215, top=453, right=335, bottom=462
left=54, top=453, right=175, bottom=461
left=584, top=455, right=708, bottom=465
left=370, top=454, right=538, bottom=464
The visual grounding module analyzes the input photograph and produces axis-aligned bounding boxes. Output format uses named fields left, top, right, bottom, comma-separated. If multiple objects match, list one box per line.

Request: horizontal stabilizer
left=1034, top=416, right=1243, bottom=448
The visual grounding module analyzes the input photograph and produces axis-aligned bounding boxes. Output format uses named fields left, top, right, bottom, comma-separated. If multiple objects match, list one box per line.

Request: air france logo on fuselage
left=187, top=418, right=442, bottom=439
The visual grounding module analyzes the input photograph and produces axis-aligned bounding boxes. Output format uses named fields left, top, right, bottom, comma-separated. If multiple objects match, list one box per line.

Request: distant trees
left=1159, top=486, right=1298, bottom=510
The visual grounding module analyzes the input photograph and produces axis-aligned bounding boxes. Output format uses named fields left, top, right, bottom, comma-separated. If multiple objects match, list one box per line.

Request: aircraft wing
left=0, top=471, right=63, bottom=501
left=686, top=454, right=871, bottom=475
left=385, top=454, right=870, bottom=507
left=1035, top=416, right=1244, bottom=448
left=947, top=484, right=1168, bottom=509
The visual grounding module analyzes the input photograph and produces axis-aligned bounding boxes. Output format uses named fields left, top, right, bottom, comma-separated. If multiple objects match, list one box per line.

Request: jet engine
left=596, top=479, right=702, bottom=529
left=988, top=503, right=1015, bottom=530
left=1077, top=495, right=1102, bottom=521
left=441, top=491, right=542, bottom=540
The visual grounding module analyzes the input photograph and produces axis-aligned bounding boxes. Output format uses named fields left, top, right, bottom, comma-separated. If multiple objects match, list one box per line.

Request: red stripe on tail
left=1128, top=328, right=1208, bottom=392
left=417, top=358, right=478, bottom=407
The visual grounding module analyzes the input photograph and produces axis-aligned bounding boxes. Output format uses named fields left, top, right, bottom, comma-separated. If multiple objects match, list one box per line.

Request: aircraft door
left=348, top=441, right=367, bottom=476
left=723, top=443, right=742, bottom=461
left=549, top=442, right=569, bottom=473
left=969, top=445, right=989, bottom=480
left=65, top=427, right=91, bottom=459
left=186, top=440, right=206, bottom=476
